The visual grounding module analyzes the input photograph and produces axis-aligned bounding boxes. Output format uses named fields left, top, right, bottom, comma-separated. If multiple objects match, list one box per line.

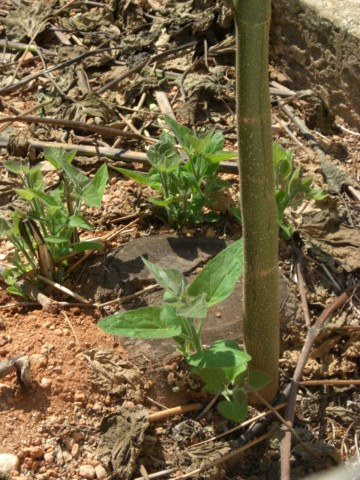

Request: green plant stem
left=196, top=316, right=206, bottom=340
left=231, top=0, right=279, bottom=402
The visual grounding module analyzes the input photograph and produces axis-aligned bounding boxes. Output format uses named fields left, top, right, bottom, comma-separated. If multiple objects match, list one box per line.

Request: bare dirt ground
left=0, top=1, right=359, bottom=479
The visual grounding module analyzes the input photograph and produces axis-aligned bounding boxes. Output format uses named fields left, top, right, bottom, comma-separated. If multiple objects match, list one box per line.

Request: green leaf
left=272, top=141, right=288, bottom=168
left=29, top=189, right=59, bottom=206
left=230, top=206, right=242, bottom=223
left=203, top=130, right=225, bottom=153
left=82, top=164, right=109, bottom=208
left=310, top=189, right=327, bottom=201
left=72, top=241, right=103, bottom=252
left=14, top=188, right=36, bottom=201
left=142, top=257, right=188, bottom=296
left=112, top=167, right=161, bottom=190
left=44, top=236, right=69, bottom=244
left=288, top=167, right=301, bottom=193
left=98, top=306, right=182, bottom=339
left=24, top=166, right=43, bottom=190
left=46, top=149, right=88, bottom=188
left=44, top=147, right=77, bottom=169
left=7, top=284, right=28, bottom=299
left=192, top=366, right=227, bottom=395
left=149, top=197, right=175, bottom=207
left=217, top=398, right=248, bottom=422
left=188, top=239, right=243, bottom=307
left=68, top=214, right=93, bottom=229
left=3, top=160, right=23, bottom=174
left=0, top=218, right=12, bottom=235
left=176, top=292, right=208, bottom=318
left=204, top=176, right=231, bottom=194
left=278, top=222, right=293, bottom=240
left=246, top=371, right=271, bottom=391
left=86, top=163, right=108, bottom=202
left=204, top=152, right=237, bottom=162
left=188, top=340, right=251, bottom=385
left=164, top=115, right=194, bottom=150
left=147, top=142, right=182, bottom=172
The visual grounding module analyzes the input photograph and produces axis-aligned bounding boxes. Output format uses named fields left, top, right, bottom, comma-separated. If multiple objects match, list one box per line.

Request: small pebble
left=71, top=443, right=80, bottom=459
left=95, top=464, right=107, bottom=480
left=79, top=464, right=96, bottom=479
left=40, top=377, right=52, bottom=389
left=44, top=452, right=55, bottom=464
left=72, top=431, right=86, bottom=442
left=63, top=451, right=73, bottom=462
left=29, top=446, right=44, bottom=459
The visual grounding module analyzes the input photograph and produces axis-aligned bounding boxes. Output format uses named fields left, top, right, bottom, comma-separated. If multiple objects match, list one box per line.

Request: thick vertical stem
left=232, top=0, right=279, bottom=402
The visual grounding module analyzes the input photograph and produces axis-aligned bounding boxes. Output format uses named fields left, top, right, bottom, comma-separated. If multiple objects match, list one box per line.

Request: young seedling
left=0, top=147, right=108, bottom=295
left=98, top=239, right=270, bottom=421
left=273, top=141, right=327, bottom=239
left=113, top=115, right=236, bottom=226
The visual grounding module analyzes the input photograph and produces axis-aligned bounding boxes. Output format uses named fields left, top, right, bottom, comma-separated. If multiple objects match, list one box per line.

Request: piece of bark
left=0, top=356, right=32, bottom=387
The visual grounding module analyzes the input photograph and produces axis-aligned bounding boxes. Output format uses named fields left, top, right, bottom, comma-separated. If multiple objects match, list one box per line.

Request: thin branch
left=280, top=291, right=350, bottom=480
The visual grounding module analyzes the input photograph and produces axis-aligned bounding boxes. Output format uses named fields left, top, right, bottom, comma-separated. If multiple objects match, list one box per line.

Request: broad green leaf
left=68, top=214, right=93, bottom=229
left=309, top=189, right=327, bottom=201
left=188, top=239, right=243, bottom=307
left=203, top=130, right=224, bottom=153
left=147, top=142, right=182, bottom=172
left=186, top=135, right=208, bottom=155
left=272, top=141, right=288, bottom=168
left=3, top=160, right=22, bottom=174
left=44, top=147, right=77, bottom=169
left=46, top=149, right=88, bottom=188
left=164, top=115, right=194, bottom=150
left=188, top=339, right=251, bottom=368
left=89, top=163, right=108, bottom=197
left=98, top=306, right=182, bottom=339
left=192, top=366, right=227, bottom=395
left=82, top=165, right=109, bottom=207
left=246, top=371, right=271, bottom=391
left=176, top=292, right=207, bottom=319
left=217, top=398, right=248, bottom=422
left=29, top=189, right=59, bottom=207
left=204, top=176, right=231, bottom=194
left=188, top=340, right=251, bottom=385
left=159, top=130, right=176, bottom=145
left=142, top=257, right=188, bottom=296
left=24, top=166, right=43, bottom=190
left=14, top=188, right=36, bottom=201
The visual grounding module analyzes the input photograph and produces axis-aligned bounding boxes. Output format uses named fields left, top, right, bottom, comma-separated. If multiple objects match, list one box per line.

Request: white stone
left=79, top=464, right=96, bottom=479
left=0, top=453, right=20, bottom=475
left=95, top=464, right=107, bottom=479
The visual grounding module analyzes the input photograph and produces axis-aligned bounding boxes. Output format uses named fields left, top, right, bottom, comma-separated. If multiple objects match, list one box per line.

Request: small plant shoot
left=99, top=239, right=270, bottom=421
left=0, top=148, right=108, bottom=294
left=273, top=141, right=327, bottom=239
left=113, top=115, right=236, bottom=227
left=232, top=142, right=327, bottom=239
